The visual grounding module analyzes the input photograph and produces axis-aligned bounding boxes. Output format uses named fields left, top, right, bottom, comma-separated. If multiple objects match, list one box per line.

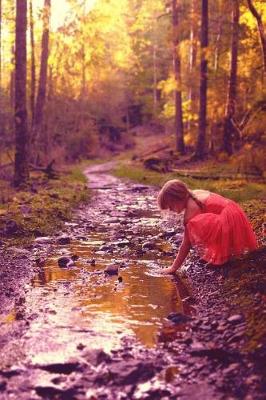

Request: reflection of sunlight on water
left=28, top=250, right=190, bottom=353
left=9, top=200, right=192, bottom=364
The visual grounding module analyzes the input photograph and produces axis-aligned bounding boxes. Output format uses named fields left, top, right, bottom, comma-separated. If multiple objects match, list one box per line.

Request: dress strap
left=189, top=192, right=205, bottom=210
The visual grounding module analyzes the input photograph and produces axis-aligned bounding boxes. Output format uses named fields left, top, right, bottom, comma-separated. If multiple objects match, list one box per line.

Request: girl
left=157, top=179, right=257, bottom=274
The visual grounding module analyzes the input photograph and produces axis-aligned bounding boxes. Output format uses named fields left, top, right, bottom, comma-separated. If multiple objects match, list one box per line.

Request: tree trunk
left=0, top=0, right=2, bottom=88
left=32, top=0, right=51, bottom=158
left=81, top=41, right=86, bottom=97
left=153, top=44, right=158, bottom=116
left=223, top=0, right=239, bottom=155
left=194, top=0, right=208, bottom=160
left=29, top=0, right=36, bottom=128
left=188, top=0, right=199, bottom=130
left=14, top=0, right=29, bottom=187
left=214, top=16, right=223, bottom=74
left=246, top=0, right=266, bottom=77
left=172, top=0, right=185, bottom=154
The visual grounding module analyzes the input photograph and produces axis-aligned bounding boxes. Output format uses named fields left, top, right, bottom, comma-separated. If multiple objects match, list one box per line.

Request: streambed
left=0, top=163, right=265, bottom=400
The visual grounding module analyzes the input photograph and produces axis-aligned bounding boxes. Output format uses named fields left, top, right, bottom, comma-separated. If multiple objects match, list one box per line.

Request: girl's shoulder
left=184, top=196, right=203, bottom=225
left=191, top=189, right=211, bottom=202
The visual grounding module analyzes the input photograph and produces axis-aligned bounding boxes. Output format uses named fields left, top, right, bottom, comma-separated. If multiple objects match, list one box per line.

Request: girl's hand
left=161, top=266, right=178, bottom=275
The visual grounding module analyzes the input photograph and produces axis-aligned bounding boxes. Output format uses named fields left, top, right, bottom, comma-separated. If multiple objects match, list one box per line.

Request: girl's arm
left=162, top=228, right=191, bottom=274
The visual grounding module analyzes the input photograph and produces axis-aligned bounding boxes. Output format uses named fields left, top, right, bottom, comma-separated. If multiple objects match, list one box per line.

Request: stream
left=1, top=163, right=265, bottom=400
left=0, top=163, right=196, bottom=399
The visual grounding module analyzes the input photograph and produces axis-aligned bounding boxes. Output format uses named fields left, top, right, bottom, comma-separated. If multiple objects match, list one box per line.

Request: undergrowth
left=0, top=166, right=89, bottom=246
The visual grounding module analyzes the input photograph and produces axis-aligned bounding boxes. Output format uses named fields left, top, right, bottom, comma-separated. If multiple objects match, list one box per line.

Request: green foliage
left=113, top=161, right=266, bottom=204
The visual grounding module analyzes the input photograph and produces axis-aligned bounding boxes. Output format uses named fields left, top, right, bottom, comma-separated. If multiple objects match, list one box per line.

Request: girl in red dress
left=157, top=179, right=257, bottom=274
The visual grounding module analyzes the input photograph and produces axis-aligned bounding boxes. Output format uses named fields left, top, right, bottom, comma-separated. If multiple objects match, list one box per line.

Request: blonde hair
left=157, top=179, right=204, bottom=210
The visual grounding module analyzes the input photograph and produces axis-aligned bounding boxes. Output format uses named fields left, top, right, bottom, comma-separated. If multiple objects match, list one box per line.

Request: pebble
left=57, top=236, right=71, bottom=245
left=58, top=257, right=74, bottom=268
left=227, top=314, right=243, bottom=324
left=104, top=264, right=119, bottom=275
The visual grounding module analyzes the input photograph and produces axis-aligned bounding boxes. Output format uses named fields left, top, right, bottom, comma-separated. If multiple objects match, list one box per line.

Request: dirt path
left=0, top=163, right=265, bottom=399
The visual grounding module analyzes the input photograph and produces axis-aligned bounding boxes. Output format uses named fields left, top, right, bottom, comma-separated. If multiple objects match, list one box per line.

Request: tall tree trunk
left=32, top=0, right=51, bottom=158
left=246, top=0, right=266, bottom=77
left=14, top=0, right=29, bottom=187
left=153, top=44, right=158, bottom=116
left=214, top=16, right=223, bottom=74
left=194, top=0, right=208, bottom=160
left=0, top=0, right=2, bottom=88
left=29, top=0, right=36, bottom=127
left=188, top=0, right=199, bottom=130
left=223, top=0, right=239, bottom=155
left=10, top=46, right=15, bottom=108
left=81, top=41, right=86, bottom=97
left=172, top=0, right=185, bottom=154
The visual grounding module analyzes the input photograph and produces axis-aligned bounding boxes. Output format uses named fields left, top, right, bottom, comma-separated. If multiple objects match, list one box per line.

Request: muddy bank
left=0, top=163, right=265, bottom=399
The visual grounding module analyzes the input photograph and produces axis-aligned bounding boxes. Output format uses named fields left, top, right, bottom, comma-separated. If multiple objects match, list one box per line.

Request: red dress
left=186, top=193, right=257, bottom=265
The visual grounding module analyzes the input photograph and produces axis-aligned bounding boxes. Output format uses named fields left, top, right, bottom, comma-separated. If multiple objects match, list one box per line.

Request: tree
left=32, top=0, right=51, bottom=159
left=194, top=0, right=208, bottom=159
left=223, top=0, right=240, bottom=155
left=246, top=0, right=266, bottom=77
left=188, top=0, right=199, bottom=131
left=172, top=0, right=184, bottom=154
left=29, top=0, right=36, bottom=127
left=14, top=0, right=29, bottom=187
left=0, top=0, right=2, bottom=88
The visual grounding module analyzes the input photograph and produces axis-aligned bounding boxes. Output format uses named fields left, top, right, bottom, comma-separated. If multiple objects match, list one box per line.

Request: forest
left=0, top=1, right=265, bottom=399
left=0, top=0, right=265, bottom=184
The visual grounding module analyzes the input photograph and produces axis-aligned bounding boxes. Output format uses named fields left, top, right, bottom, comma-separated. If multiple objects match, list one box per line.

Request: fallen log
left=137, top=144, right=170, bottom=160
left=30, top=160, right=59, bottom=179
left=171, top=169, right=265, bottom=182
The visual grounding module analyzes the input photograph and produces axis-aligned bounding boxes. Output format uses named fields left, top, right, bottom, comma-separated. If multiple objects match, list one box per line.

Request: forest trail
left=0, top=163, right=265, bottom=399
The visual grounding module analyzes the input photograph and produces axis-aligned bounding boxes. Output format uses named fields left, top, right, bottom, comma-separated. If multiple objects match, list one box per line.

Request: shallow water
left=3, top=167, right=193, bottom=368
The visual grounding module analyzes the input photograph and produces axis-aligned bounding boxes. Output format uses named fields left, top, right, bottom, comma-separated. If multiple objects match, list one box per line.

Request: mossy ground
left=0, top=166, right=90, bottom=247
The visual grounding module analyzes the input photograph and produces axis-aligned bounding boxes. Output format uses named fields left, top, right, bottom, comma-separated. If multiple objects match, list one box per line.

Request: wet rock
left=118, top=276, right=123, bottom=283
left=131, top=185, right=150, bottom=192
left=158, top=229, right=177, bottom=239
left=57, top=236, right=71, bottom=245
left=35, top=236, right=53, bottom=244
left=167, top=313, right=191, bottom=324
left=76, top=235, right=87, bottom=241
left=142, top=241, right=156, bottom=250
left=35, top=386, right=78, bottom=398
left=227, top=314, right=243, bottom=324
left=99, top=244, right=112, bottom=251
left=115, top=240, right=130, bottom=248
left=99, top=360, right=157, bottom=385
left=77, top=343, right=86, bottom=351
left=37, top=362, right=82, bottom=374
left=0, top=380, right=6, bottom=391
left=190, top=346, right=239, bottom=363
left=83, top=349, right=112, bottom=366
left=104, top=264, right=119, bottom=275
left=58, top=257, right=74, bottom=268
left=4, top=220, right=19, bottom=235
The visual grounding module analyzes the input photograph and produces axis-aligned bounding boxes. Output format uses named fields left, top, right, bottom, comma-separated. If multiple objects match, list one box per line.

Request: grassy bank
left=0, top=166, right=90, bottom=247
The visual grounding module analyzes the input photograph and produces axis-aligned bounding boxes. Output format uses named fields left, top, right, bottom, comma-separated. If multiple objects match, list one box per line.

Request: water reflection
left=31, top=239, right=192, bottom=349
